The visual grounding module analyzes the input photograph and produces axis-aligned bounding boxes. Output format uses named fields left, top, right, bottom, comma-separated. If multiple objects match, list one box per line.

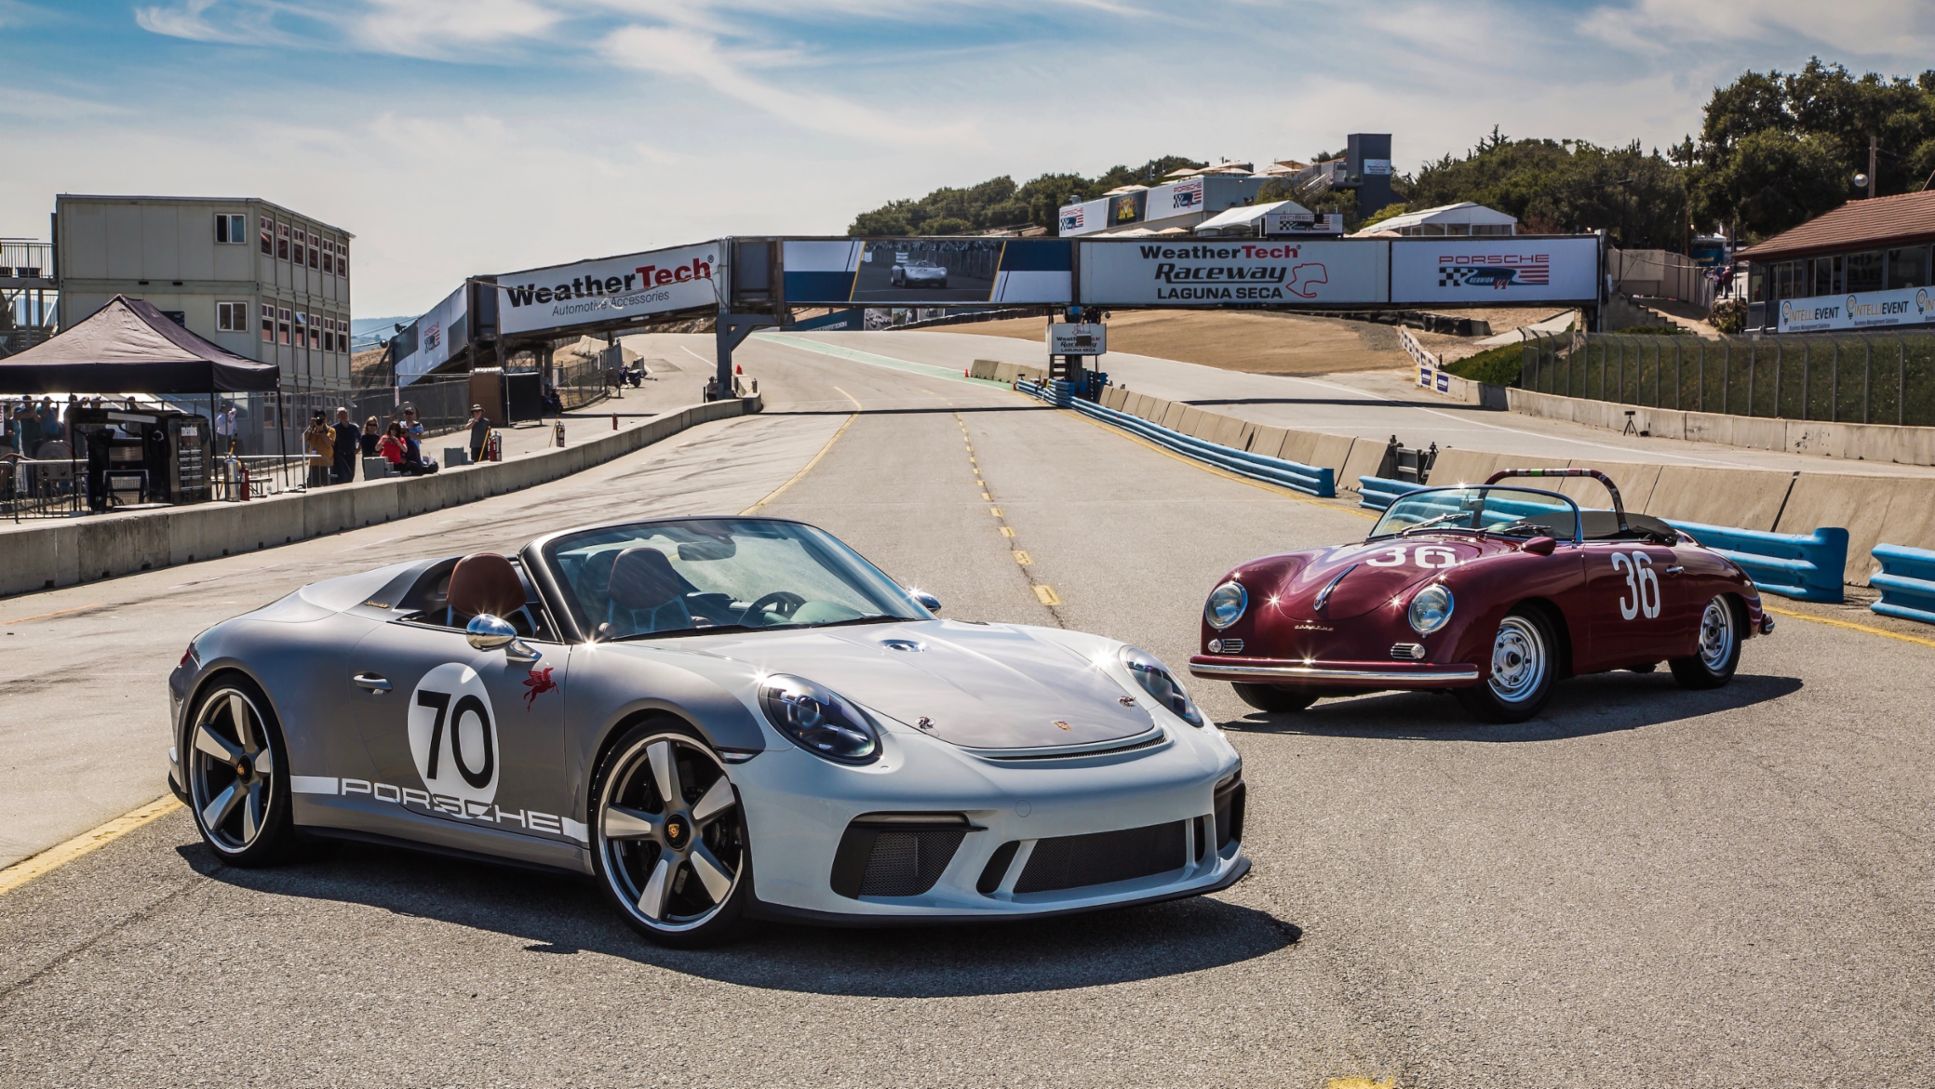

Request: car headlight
left=1407, top=583, right=1454, bottom=635
left=1205, top=581, right=1247, bottom=630
left=1120, top=646, right=1204, bottom=727
left=758, top=675, right=880, bottom=764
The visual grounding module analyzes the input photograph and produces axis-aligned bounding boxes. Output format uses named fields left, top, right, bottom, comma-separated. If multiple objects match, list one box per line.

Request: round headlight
left=1120, top=646, right=1204, bottom=727
left=1205, top=581, right=1248, bottom=630
left=758, top=675, right=880, bottom=764
left=1407, top=583, right=1454, bottom=635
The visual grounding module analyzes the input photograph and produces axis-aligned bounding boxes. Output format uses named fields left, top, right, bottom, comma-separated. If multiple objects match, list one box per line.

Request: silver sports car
left=167, top=517, right=1247, bottom=945
left=889, top=260, right=948, bottom=288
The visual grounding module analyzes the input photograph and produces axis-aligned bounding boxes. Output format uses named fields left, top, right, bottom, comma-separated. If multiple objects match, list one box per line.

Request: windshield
left=1369, top=486, right=1579, bottom=541
left=542, top=518, right=930, bottom=641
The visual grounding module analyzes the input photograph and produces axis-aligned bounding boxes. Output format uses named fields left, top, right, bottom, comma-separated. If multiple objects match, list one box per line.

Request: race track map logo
left=1438, top=252, right=1551, bottom=290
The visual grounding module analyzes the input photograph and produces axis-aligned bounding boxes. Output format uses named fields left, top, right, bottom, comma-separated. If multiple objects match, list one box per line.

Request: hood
left=654, top=620, right=1150, bottom=750
left=1242, top=535, right=1521, bottom=619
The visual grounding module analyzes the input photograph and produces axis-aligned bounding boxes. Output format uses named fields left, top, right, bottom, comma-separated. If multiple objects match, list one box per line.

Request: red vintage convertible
left=1188, top=469, right=1775, bottom=722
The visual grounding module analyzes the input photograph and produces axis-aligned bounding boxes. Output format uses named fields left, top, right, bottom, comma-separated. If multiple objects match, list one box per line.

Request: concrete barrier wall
left=1, top=397, right=755, bottom=599
left=1644, top=466, right=1794, bottom=532
left=1773, top=473, right=1915, bottom=583
left=1509, top=387, right=1935, bottom=468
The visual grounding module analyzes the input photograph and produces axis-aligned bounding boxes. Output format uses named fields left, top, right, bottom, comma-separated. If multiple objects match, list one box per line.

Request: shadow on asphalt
left=761, top=404, right=1056, bottom=418
left=1183, top=396, right=1502, bottom=413
left=179, top=842, right=1299, bottom=995
left=1222, top=671, right=1803, bottom=742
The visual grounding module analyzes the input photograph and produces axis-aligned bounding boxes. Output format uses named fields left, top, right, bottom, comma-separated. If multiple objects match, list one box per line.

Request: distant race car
left=890, top=260, right=949, bottom=288
left=1188, top=469, right=1774, bottom=722
left=169, top=517, right=1246, bottom=945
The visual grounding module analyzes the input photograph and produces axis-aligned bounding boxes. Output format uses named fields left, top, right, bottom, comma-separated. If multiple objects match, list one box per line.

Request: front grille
left=1208, top=637, right=1244, bottom=654
left=830, top=819, right=967, bottom=898
left=1014, top=821, right=1187, bottom=894
left=1390, top=642, right=1427, bottom=661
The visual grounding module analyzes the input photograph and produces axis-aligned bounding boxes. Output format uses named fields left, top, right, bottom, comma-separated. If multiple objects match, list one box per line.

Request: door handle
left=1664, top=565, right=1686, bottom=575
left=353, top=672, right=392, bottom=694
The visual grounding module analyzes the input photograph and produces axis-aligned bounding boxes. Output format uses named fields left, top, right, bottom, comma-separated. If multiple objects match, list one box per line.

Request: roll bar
left=1484, top=467, right=1628, bottom=536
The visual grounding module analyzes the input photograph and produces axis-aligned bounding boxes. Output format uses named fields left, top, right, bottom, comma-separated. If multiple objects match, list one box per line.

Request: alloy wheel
left=596, top=733, right=746, bottom=934
left=188, top=688, right=277, bottom=853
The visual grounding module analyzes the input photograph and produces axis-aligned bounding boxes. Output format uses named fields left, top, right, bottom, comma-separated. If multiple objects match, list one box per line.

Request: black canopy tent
left=0, top=295, right=278, bottom=394
left=1, top=296, right=285, bottom=513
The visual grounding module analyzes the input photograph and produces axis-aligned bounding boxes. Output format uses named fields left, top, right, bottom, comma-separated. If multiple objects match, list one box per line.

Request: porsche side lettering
left=291, top=775, right=584, bottom=842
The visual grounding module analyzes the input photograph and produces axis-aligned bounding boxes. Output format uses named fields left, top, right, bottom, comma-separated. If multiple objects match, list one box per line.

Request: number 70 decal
left=1610, top=552, right=1662, bottom=620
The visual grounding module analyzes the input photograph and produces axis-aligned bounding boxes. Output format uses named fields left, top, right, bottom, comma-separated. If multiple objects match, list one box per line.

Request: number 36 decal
left=1610, top=551, right=1662, bottom=620
left=1364, top=544, right=1460, bottom=569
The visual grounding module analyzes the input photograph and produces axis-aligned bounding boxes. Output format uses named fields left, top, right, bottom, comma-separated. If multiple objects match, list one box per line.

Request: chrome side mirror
left=467, top=614, right=540, bottom=663
left=910, top=590, right=942, bottom=613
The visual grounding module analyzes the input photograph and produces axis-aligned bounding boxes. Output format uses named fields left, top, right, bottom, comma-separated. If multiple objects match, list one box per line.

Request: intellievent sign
left=1080, top=239, right=1388, bottom=306
left=1778, top=285, right=1935, bottom=333
left=1389, top=237, right=1600, bottom=303
left=496, top=241, right=720, bottom=336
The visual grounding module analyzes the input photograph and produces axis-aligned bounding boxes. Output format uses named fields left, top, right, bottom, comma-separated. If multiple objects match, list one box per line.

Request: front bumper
left=1189, top=654, right=1479, bottom=690
left=732, top=726, right=1247, bottom=921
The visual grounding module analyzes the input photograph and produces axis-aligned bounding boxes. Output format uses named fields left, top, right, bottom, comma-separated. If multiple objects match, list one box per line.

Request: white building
left=55, top=195, right=354, bottom=390
left=1351, top=201, right=1517, bottom=238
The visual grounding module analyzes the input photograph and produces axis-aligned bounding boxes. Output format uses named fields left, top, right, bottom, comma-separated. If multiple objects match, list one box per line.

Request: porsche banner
left=1389, top=237, right=1601, bottom=304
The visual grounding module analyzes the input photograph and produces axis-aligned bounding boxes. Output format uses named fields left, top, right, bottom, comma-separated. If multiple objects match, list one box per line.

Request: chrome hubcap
left=597, top=734, right=744, bottom=932
left=1698, top=598, right=1736, bottom=671
left=1488, top=616, right=1546, bottom=703
left=188, top=689, right=275, bottom=853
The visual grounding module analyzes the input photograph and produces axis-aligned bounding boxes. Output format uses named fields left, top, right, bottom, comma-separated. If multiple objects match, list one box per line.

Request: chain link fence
left=1522, top=331, right=1935, bottom=427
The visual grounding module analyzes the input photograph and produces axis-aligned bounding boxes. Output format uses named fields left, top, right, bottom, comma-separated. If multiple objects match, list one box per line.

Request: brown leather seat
left=447, top=552, right=527, bottom=620
left=609, top=547, right=694, bottom=612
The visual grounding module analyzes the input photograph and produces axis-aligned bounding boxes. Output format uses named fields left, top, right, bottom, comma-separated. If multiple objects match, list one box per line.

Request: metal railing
left=1521, top=330, right=1935, bottom=427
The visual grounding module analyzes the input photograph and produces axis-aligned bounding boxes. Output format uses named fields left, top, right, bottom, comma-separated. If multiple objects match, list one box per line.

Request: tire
left=1233, top=684, right=1318, bottom=714
left=1670, top=594, right=1741, bottom=690
left=589, top=720, right=752, bottom=948
left=1455, top=607, right=1557, bottom=723
left=184, top=674, right=295, bottom=866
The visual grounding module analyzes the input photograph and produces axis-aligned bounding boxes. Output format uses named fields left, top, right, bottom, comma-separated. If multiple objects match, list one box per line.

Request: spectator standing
left=361, top=416, right=380, bottom=458
left=213, top=401, right=237, bottom=454
left=468, top=403, right=492, bottom=463
left=302, top=411, right=333, bottom=489
left=17, top=400, right=42, bottom=456
left=330, top=407, right=359, bottom=485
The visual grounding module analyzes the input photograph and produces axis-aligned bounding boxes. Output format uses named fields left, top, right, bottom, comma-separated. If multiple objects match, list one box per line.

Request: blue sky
left=5, top=0, right=1933, bottom=315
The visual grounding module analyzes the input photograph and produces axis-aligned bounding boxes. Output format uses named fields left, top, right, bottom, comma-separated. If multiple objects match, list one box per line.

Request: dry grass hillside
left=932, top=310, right=1409, bottom=376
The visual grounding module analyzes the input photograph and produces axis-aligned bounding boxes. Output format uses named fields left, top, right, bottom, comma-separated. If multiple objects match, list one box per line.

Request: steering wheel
left=743, top=591, right=806, bottom=626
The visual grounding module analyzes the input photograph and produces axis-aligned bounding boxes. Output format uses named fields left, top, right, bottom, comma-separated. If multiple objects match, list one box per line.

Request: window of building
left=1887, top=245, right=1931, bottom=290
left=335, top=317, right=347, bottom=352
left=278, top=307, right=291, bottom=345
left=216, top=301, right=248, bottom=332
left=340, top=239, right=350, bottom=279
left=259, top=216, right=273, bottom=255
left=260, top=303, right=274, bottom=342
left=277, top=221, right=290, bottom=260
left=292, top=228, right=305, bottom=268
left=307, top=234, right=319, bottom=269
left=1845, top=250, right=1885, bottom=294
left=1810, top=255, right=1841, bottom=296
left=215, top=213, right=246, bottom=244
left=309, top=322, right=320, bottom=349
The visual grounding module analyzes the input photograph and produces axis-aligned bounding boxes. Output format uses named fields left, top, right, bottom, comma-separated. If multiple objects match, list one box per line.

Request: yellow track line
left=0, top=796, right=181, bottom=896
left=1764, top=604, right=1935, bottom=649
left=741, top=386, right=863, bottom=515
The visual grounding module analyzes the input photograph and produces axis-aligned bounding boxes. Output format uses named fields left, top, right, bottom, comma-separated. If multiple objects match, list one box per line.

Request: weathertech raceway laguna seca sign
left=496, top=241, right=721, bottom=336
left=1079, top=240, right=1387, bottom=306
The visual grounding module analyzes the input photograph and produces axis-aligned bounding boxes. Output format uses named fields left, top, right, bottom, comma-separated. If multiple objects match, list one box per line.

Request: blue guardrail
left=1357, top=475, right=1846, bottom=604
left=1871, top=543, right=1935, bottom=625
left=1019, top=380, right=1335, bottom=497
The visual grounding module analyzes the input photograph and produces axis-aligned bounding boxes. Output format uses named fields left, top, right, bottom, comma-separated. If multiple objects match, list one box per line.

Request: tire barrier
left=1359, top=474, right=1847, bottom=603
left=1018, top=380, right=1336, bottom=498
left=1870, top=544, right=1935, bottom=625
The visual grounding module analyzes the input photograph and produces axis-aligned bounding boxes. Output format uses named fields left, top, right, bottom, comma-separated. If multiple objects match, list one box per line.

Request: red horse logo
left=522, top=666, right=558, bottom=709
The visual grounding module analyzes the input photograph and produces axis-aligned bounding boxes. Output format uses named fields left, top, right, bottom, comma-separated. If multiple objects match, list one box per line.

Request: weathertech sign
left=1389, top=238, right=1599, bottom=303
left=1079, top=240, right=1386, bottom=306
left=496, top=241, right=720, bottom=336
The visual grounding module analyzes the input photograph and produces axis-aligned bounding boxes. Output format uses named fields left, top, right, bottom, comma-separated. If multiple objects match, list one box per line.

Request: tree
left=1696, top=130, right=1847, bottom=241
left=846, top=156, right=1202, bottom=236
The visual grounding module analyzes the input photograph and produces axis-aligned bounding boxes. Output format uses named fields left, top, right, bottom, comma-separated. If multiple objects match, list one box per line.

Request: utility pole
left=1869, top=135, right=1879, bottom=198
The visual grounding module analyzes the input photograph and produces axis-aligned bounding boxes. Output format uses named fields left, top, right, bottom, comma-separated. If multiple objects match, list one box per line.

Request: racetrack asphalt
left=2, top=333, right=1932, bottom=1088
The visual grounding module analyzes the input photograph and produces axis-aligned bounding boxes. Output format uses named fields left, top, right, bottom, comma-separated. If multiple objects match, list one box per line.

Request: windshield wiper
left=1395, top=512, right=1475, bottom=536
left=790, top=614, right=909, bottom=630
left=607, top=622, right=767, bottom=642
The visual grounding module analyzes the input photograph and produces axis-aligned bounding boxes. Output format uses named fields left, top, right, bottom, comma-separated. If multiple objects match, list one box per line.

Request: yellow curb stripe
left=0, top=796, right=182, bottom=896
left=989, top=506, right=1001, bottom=517
left=1000, top=526, right=1015, bottom=538
left=1034, top=584, right=1061, bottom=606
left=741, top=412, right=858, bottom=515
left=1013, top=550, right=1032, bottom=566
left=1764, top=604, right=1935, bottom=649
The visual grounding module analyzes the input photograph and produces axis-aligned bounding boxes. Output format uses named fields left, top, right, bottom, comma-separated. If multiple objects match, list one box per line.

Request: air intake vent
left=830, top=817, right=968, bottom=899
left=1014, top=821, right=1186, bottom=894
left=1207, top=638, right=1244, bottom=655
left=1390, top=642, right=1427, bottom=660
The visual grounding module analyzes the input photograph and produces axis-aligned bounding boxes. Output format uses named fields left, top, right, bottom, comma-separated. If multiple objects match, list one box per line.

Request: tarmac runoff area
left=2, top=332, right=1934, bottom=1088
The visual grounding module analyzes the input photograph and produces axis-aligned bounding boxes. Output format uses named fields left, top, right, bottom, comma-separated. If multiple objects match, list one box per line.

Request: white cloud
left=1581, top=0, right=1935, bottom=64
left=344, top=0, right=564, bottom=59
